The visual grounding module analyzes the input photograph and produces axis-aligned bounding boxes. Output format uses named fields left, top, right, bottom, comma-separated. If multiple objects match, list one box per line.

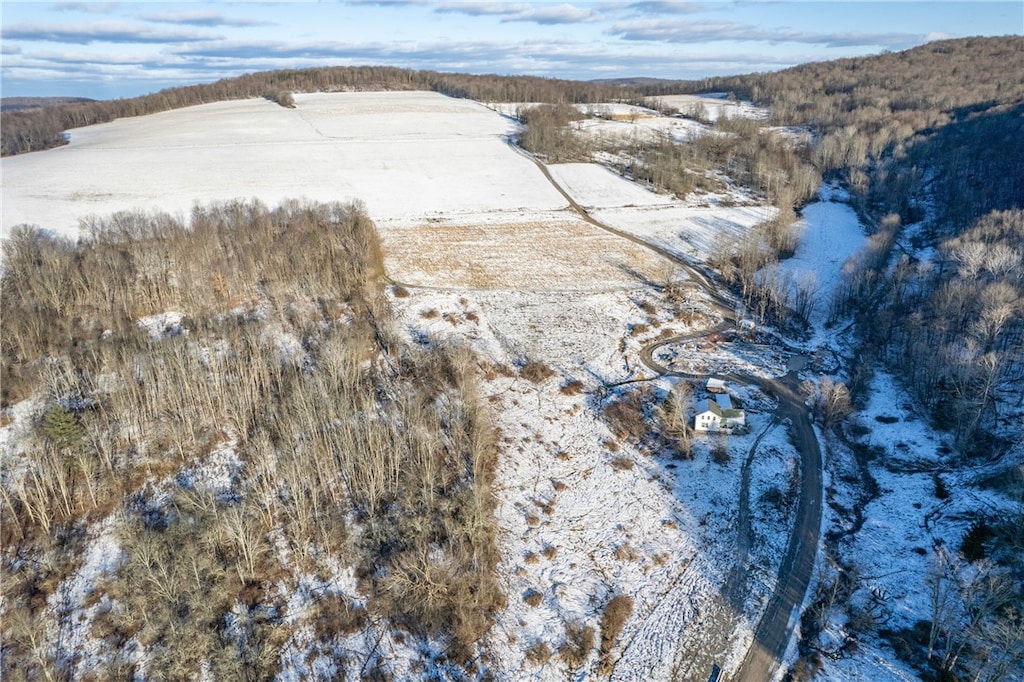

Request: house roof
left=696, top=399, right=720, bottom=415
left=715, top=393, right=732, bottom=410
left=696, top=399, right=744, bottom=419
left=706, top=378, right=726, bottom=390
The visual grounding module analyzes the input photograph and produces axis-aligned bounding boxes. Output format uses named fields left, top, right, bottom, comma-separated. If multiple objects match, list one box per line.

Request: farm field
left=0, top=92, right=565, bottom=236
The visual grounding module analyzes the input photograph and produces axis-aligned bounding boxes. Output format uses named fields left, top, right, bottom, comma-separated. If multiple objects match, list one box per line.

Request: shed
left=706, top=378, right=727, bottom=394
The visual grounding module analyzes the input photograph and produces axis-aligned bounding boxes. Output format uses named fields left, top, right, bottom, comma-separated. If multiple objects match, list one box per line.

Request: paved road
left=642, top=338, right=822, bottom=681
left=525, top=148, right=824, bottom=682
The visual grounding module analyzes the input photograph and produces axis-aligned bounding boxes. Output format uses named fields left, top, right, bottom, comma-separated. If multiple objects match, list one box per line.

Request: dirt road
left=643, top=338, right=822, bottom=681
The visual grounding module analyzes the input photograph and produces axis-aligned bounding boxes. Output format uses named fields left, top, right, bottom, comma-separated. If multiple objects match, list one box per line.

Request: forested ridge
left=654, top=36, right=1024, bottom=228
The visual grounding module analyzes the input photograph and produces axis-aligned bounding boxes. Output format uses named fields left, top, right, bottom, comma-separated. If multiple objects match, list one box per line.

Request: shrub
left=603, top=388, right=653, bottom=441
left=960, top=518, right=995, bottom=561
left=312, top=593, right=367, bottom=638
left=560, top=379, right=585, bottom=396
left=598, top=595, right=634, bottom=672
left=520, top=360, right=555, bottom=384
left=523, top=589, right=543, bottom=607
left=559, top=620, right=595, bottom=669
left=525, top=641, right=553, bottom=666
left=39, top=404, right=84, bottom=452
left=611, top=456, right=634, bottom=471
left=712, top=438, right=731, bottom=465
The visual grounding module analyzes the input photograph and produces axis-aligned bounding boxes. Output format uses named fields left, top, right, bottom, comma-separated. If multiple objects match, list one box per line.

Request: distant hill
left=588, top=77, right=675, bottom=87
left=0, top=96, right=95, bottom=113
left=645, top=36, right=1024, bottom=228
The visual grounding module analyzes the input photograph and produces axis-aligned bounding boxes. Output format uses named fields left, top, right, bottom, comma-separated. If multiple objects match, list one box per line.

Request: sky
left=1, top=1, right=1021, bottom=100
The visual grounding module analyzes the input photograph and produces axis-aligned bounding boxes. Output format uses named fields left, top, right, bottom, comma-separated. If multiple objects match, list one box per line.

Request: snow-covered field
left=767, top=183, right=867, bottom=333
left=1, top=92, right=564, bottom=238
left=652, top=94, right=769, bottom=122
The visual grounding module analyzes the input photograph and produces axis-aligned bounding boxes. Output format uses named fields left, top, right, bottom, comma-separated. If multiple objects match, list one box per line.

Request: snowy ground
left=1, top=92, right=564, bottom=239
left=546, top=162, right=772, bottom=269
left=811, top=368, right=1020, bottom=682
left=766, top=183, right=868, bottom=335
left=650, top=94, right=770, bottom=122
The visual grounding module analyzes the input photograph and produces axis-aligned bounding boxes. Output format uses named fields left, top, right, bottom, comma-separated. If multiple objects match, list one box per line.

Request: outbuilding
left=706, top=378, right=727, bottom=394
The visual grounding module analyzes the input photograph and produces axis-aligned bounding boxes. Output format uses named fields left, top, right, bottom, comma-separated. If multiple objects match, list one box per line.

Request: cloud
left=2, top=43, right=22, bottom=55
left=2, top=34, right=811, bottom=99
left=2, top=22, right=220, bottom=45
left=168, top=38, right=508, bottom=64
left=164, top=36, right=801, bottom=78
left=345, top=0, right=428, bottom=6
left=608, top=19, right=924, bottom=49
left=52, top=2, right=119, bottom=13
left=625, top=1, right=705, bottom=15
left=139, top=11, right=272, bottom=28
left=436, top=2, right=601, bottom=25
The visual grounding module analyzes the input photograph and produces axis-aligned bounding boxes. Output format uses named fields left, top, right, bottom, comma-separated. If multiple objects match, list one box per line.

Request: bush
left=39, top=404, right=83, bottom=452
left=520, top=360, right=555, bottom=384
left=598, top=595, right=634, bottom=672
left=603, top=388, right=653, bottom=441
left=559, top=620, right=595, bottom=669
left=560, top=379, right=585, bottom=395
left=712, top=438, right=731, bottom=465
left=525, top=641, right=553, bottom=666
left=960, top=518, right=995, bottom=562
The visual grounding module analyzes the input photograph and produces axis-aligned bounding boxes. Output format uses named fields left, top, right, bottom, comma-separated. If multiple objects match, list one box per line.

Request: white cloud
left=51, top=2, right=119, bottom=14
left=436, top=2, right=602, bottom=25
left=3, top=21, right=220, bottom=44
left=139, top=11, right=272, bottom=28
left=608, top=19, right=924, bottom=49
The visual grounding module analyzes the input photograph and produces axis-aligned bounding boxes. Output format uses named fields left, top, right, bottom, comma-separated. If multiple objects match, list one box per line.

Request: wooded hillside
left=1, top=201, right=502, bottom=678
left=657, top=36, right=1024, bottom=229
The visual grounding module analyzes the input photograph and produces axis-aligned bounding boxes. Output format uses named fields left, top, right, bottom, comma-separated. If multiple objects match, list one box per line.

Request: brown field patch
left=382, top=218, right=666, bottom=290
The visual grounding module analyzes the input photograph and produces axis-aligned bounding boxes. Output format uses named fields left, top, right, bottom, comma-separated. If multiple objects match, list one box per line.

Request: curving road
left=521, top=147, right=823, bottom=682
left=644, top=338, right=822, bottom=682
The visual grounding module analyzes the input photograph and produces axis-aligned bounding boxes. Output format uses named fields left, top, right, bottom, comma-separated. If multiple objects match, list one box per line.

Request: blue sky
left=2, top=1, right=1021, bottom=99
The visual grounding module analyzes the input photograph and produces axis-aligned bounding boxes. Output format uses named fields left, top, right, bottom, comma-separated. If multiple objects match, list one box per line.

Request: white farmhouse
left=694, top=398, right=746, bottom=432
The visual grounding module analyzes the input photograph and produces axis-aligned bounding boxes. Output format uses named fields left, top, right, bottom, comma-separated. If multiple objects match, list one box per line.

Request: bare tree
left=801, top=376, right=853, bottom=428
